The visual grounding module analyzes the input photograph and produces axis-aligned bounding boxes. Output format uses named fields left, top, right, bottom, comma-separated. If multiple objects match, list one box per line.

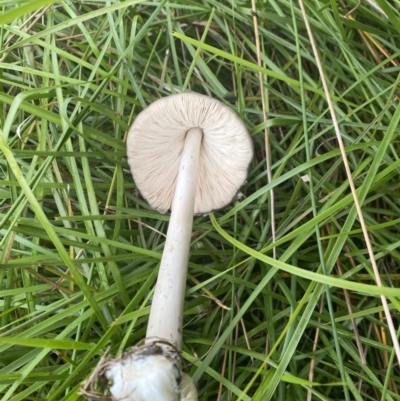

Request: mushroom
left=128, top=93, right=253, bottom=351
left=80, top=93, right=253, bottom=401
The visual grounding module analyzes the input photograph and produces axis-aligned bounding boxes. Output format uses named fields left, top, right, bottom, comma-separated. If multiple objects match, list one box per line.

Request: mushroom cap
left=126, top=93, right=253, bottom=214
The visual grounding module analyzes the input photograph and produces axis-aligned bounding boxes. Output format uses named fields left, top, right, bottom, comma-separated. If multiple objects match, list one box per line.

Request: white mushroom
left=80, top=93, right=253, bottom=401
left=127, top=93, right=253, bottom=350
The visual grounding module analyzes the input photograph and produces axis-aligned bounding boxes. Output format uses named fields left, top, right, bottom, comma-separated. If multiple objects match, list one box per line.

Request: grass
left=1, top=0, right=400, bottom=400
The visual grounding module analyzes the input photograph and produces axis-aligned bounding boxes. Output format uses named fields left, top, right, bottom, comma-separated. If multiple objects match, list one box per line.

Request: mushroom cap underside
left=127, top=93, right=253, bottom=214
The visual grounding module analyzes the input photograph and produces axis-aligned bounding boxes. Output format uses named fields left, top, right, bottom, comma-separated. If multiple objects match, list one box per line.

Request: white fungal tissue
left=105, top=342, right=182, bottom=401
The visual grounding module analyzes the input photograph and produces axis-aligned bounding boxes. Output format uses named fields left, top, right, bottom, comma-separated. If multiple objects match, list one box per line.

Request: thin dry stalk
left=236, top=297, right=254, bottom=364
left=0, top=5, right=53, bottom=62
left=251, top=0, right=276, bottom=258
left=359, top=30, right=382, bottom=65
left=342, top=0, right=361, bottom=21
left=354, top=19, right=399, bottom=67
left=298, top=0, right=400, bottom=366
left=336, top=259, right=366, bottom=365
left=307, top=294, right=325, bottom=401
left=217, top=346, right=229, bottom=401
left=378, top=309, right=389, bottom=367
left=26, top=268, right=73, bottom=295
left=232, top=320, right=239, bottom=399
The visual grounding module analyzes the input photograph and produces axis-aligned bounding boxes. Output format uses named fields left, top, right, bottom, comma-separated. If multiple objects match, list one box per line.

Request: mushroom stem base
left=146, top=127, right=203, bottom=350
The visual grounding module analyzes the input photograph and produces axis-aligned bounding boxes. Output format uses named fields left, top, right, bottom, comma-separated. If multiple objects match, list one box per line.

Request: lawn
left=1, top=1, right=400, bottom=400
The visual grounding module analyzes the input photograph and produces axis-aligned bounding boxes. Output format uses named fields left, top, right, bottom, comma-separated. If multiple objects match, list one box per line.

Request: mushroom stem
left=146, top=127, right=203, bottom=350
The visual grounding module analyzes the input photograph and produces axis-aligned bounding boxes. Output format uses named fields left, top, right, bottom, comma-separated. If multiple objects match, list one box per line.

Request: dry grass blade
left=306, top=294, right=325, bottom=401
left=251, top=0, right=276, bottom=258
